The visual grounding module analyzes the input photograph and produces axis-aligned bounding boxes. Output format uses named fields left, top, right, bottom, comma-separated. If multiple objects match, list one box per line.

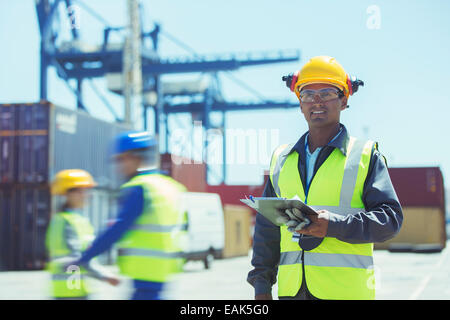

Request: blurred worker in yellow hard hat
left=46, top=169, right=120, bottom=300
left=248, top=56, right=403, bottom=300
left=70, top=131, right=187, bottom=300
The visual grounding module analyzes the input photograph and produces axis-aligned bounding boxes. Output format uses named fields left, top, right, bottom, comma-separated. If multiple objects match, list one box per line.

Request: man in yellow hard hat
left=247, top=56, right=403, bottom=300
left=46, top=169, right=120, bottom=300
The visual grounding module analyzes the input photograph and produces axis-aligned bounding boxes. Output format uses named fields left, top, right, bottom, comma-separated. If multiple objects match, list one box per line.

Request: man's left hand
left=295, top=210, right=330, bottom=238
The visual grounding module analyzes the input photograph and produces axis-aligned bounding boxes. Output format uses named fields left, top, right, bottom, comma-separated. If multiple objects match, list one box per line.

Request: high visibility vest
left=45, top=211, right=95, bottom=298
left=117, top=173, right=187, bottom=283
left=269, top=137, right=376, bottom=300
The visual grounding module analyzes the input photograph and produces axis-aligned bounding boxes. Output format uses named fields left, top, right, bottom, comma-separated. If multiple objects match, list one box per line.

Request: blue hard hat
left=112, top=131, right=157, bottom=155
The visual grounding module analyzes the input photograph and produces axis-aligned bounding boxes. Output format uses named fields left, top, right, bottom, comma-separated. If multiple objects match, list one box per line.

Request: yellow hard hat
left=51, top=169, right=96, bottom=195
left=294, top=56, right=350, bottom=98
left=282, top=56, right=365, bottom=101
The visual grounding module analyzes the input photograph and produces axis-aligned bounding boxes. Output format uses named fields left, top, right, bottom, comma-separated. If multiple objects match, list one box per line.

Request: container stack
left=0, top=101, right=129, bottom=271
left=375, top=167, right=447, bottom=252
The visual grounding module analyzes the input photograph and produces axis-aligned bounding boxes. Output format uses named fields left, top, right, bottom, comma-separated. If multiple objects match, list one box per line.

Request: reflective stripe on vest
left=45, top=212, right=93, bottom=298
left=51, top=274, right=87, bottom=281
left=129, top=223, right=188, bottom=233
left=279, top=251, right=303, bottom=265
left=280, top=250, right=373, bottom=269
left=117, top=173, right=187, bottom=282
left=269, top=143, right=293, bottom=198
left=270, top=137, right=376, bottom=300
left=118, top=248, right=183, bottom=259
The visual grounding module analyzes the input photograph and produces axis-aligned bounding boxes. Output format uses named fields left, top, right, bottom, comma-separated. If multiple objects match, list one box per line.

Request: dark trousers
left=54, top=296, right=89, bottom=300
left=131, top=280, right=165, bottom=300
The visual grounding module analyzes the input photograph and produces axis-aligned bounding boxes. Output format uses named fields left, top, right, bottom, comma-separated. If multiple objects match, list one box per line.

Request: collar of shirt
left=305, top=126, right=343, bottom=155
left=304, top=142, right=322, bottom=189
left=303, top=126, right=343, bottom=188
left=62, top=208, right=82, bottom=215
left=289, top=123, right=350, bottom=157
left=137, top=168, right=160, bottom=175
left=129, top=168, right=163, bottom=179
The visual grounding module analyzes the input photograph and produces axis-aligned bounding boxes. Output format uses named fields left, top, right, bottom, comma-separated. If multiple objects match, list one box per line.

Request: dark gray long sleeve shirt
left=247, top=124, right=403, bottom=296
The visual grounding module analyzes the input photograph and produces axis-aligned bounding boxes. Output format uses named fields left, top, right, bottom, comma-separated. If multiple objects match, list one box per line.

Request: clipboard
left=240, top=196, right=317, bottom=226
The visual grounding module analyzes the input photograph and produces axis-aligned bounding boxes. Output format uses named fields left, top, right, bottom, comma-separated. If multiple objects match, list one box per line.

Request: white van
left=180, top=192, right=225, bottom=269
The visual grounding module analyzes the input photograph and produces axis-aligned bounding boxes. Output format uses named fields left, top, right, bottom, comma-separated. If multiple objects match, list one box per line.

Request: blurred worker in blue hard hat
left=71, top=131, right=188, bottom=300
left=46, top=169, right=120, bottom=300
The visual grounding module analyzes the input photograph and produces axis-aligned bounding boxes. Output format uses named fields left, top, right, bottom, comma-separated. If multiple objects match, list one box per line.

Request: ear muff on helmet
left=283, top=70, right=364, bottom=106
left=346, top=75, right=353, bottom=96
left=282, top=71, right=299, bottom=92
left=344, top=75, right=365, bottom=109
left=346, top=75, right=365, bottom=96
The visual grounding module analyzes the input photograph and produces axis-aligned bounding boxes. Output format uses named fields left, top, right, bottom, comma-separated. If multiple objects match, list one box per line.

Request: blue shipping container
left=0, top=101, right=130, bottom=187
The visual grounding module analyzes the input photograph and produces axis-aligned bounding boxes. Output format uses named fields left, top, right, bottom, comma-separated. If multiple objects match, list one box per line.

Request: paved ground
left=1, top=243, right=450, bottom=300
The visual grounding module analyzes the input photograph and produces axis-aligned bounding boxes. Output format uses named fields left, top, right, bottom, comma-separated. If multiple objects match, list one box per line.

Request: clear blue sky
left=1, top=0, right=450, bottom=189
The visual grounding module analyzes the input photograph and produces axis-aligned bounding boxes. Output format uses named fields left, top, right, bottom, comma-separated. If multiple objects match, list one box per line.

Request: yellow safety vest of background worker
left=247, top=56, right=403, bottom=300
left=73, top=131, right=187, bottom=300
left=46, top=169, right=119, bottom=300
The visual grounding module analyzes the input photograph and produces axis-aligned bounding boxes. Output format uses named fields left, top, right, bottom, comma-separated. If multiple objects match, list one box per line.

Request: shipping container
left=206, top=183, right=266, bottom=208
left=0, top=101, right=130, bottom=188
left=374, top=206, right=446, bottom=251
left=160, top=153, right=207, bottom=192
left=0, top=105, right=16, bottom=183
left=15, top=185, right=51, bottom=270
left=0, top=185, right=118, bottom=271
left=221, top=204, right=252, bottom=258
left=206, top=175, right=268, bottom=245
left=0, top=101, right=131, bottom=271
left=388, top=167, right=445, bottom=209
left=374, top=167, right=447, bottom=252
left=160, top=153, right=268, bottom=204
left=0, top=185, right=51, bottom=271
left=0, top=187, right=15, bottom=270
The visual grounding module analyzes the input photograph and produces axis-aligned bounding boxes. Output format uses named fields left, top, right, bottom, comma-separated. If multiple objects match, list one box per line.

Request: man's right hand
left=105, top=276, right=120, bottom=286
left=255, top=293, right=272, bottom=300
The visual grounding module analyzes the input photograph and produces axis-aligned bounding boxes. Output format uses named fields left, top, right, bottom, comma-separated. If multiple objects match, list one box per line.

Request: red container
left=206, top=178, right=268, bottom=241
left=160, top=153, right=207, bottom=192
left=388, top=167, right=445, bottom=209
left=206, top=183, right=266, bottom=207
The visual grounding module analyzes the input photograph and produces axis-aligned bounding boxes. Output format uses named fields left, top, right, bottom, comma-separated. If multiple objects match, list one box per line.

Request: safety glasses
left=299, top=87, right=344, bottom=103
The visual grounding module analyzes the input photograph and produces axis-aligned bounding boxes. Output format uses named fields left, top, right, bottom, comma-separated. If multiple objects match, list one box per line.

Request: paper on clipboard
left=239, top=195, right=317, bottom=226
left=240, top=198, right=258, bottom=211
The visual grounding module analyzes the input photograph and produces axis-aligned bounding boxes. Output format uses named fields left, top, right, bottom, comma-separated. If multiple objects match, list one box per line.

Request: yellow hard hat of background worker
left=282, top=55, right=364, bottom=100
left=51, top=169, right=97, bottom=195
